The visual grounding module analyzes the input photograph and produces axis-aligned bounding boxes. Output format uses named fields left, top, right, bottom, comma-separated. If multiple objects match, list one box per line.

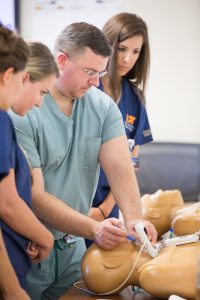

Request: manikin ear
left=1, top=67, right=14, bottom=85
left=22, top=72, right=30, bottom=84
left=147, top=208, right=163, bottom=219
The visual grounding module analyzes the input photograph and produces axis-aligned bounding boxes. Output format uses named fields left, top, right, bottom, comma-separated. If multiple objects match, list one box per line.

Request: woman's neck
left=102, top=76, right=122, bottom=101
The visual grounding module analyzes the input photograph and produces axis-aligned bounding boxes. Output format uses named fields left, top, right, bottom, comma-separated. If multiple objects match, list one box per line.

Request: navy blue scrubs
left=0, top=110, right=32, bottom=289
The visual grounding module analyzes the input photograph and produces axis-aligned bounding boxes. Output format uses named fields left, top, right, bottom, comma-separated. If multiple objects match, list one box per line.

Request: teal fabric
left=10, top=86, right=125, bottom=240
left=26, top=238, right=86, bottom=300
left=10, top=86, right=125, bottom=298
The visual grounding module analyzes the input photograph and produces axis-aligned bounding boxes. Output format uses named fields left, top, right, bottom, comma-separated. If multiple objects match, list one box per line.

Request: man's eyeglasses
left=59, top=50, right=107, bottom=79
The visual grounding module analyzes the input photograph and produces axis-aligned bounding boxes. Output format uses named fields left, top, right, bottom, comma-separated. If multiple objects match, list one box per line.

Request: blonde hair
left=26, top=42, right=59, bottom=82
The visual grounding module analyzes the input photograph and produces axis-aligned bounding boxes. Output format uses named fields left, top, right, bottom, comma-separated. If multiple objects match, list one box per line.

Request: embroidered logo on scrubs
left=125, top=114, right=136, bottom=132
left=126, top=114, right=136, bottom=125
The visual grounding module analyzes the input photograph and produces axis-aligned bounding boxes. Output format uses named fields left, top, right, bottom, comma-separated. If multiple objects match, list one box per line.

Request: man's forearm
left=109, top=164, right=142, bottom=223
left=32, top=188, right=98, bottom=239
left=111, top=170, right=142, bottom=221
left=99, top=136, right=142, bottom=223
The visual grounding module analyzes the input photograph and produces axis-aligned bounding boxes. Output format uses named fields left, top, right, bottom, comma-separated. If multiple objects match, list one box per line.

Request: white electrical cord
left=73, top=242, right=146, bottom=296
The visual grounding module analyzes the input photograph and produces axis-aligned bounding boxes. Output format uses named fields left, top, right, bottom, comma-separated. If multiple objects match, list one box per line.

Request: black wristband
left=98, top=206, right=106, bottom=219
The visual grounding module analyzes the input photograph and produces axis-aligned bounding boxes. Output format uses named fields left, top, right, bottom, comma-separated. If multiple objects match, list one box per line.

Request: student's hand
left=89, top=207, right=105, bottom=222
left=29, top=232, right=54, bottom=263
left=92, top=218, right=128, bottom=249
left=26, top=242, right=39, bottom=260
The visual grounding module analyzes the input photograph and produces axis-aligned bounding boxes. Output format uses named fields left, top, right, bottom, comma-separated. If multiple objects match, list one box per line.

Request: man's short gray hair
left=54, top=22, right=112, bottom=58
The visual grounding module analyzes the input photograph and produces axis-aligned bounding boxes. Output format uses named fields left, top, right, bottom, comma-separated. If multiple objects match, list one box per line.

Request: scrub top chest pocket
left=83, top=137, right=101, bottom=172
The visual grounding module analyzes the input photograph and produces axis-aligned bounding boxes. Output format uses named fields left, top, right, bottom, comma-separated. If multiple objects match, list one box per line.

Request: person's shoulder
left=85, top=86, right=117, bottom=110
left=124, top=79, right=146, bottom=106
left=0, top=110, right=13, bottom=128
left=9, top=109, right=37, bottom=135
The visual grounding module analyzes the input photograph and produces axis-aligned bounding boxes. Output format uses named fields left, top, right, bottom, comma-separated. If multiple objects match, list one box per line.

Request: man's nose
left=88, top=76, right=100, bottom=88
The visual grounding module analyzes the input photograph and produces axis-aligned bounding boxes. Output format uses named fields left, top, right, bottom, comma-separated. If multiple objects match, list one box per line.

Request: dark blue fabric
left=86, top=80, right=153, bottom=247
left=0, top=110, right=32, bottom=289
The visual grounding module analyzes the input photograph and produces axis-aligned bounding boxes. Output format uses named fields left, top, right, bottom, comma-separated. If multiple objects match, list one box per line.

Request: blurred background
left=1, top=0, right=200, bottom=143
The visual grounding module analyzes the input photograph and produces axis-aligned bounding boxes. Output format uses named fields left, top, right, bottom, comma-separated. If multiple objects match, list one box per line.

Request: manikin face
left=116, top=35, right=143, bottom=78
left=0, top=68, right=25, bottom=111
left=141, top=189, right=184, bottom=237
left=12, top=73, right=56, bottom=116
left=56, top=47, right=109, bottom=100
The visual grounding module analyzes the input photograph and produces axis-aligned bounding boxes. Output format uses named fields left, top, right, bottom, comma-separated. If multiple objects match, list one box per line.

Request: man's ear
left=1, top=67, right=14, bottom=85
left=57, top=53, right=67, bottom=68
left=22, top=72, right=30, bottom=84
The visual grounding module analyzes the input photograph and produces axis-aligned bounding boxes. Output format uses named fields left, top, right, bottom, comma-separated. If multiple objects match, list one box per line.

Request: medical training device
left=135, top=222, right=159, bottom=258
left=162, top=233, right=199, bottom=247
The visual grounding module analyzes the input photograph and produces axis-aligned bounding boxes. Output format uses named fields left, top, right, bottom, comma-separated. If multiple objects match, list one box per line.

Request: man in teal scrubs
left=11, top=22, right=157, bottom=300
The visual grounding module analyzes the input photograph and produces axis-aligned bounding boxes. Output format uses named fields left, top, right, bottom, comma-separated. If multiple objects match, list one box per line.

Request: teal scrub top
left=10, top=87, right=125, bottom=239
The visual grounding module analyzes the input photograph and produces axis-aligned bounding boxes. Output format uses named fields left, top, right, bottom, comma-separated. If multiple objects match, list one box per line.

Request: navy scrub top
left=93, top=79, right=153, bottom=219
left=0, top=110, right=32, bottom=289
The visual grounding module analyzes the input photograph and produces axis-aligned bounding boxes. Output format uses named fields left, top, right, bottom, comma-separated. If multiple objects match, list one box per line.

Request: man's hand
left=92, top=218, right=128, bottom=249
left=125, top=219, right=158, bottom=245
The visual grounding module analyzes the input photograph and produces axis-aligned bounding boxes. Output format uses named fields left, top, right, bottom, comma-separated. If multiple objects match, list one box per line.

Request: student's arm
left=89, top=144, right=140, bottom=221
left=99, top=135, right=157, bottom=243
left=0, top=230, right=30, bottom=300
left=132, top=144, right=139, bottom=157
left=31, top=168, right=127, bottom=249
left=89, top=191, right=115, bottom=221
left=0, top=170, right=53, bottom=261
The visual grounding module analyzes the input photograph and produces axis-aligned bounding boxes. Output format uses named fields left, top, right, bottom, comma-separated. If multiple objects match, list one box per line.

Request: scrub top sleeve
left=11, top=112, right=41, bottom=168
left=134, top=103, right=153, bottom=145
left=0, top=112, right=14, bottom=179
left=101, top=101, right=126, bottom=144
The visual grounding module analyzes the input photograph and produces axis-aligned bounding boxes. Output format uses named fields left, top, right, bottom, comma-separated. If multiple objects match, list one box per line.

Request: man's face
left=56, top=47, right=109, bottom=100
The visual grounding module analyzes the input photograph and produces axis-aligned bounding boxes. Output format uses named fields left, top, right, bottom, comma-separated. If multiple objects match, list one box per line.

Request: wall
left=20, top=0, right=200, bottom=143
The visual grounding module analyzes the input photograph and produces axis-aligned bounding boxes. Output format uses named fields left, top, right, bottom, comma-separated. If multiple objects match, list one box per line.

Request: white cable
left=73, top=242, right=146, bottom=296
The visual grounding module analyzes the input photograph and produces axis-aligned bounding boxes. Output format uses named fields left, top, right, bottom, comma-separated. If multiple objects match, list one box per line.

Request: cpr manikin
left=141, top=189, right=184, bottom=237
left=81, top=241, right=200, bottom=299
left=171, top=202, right=200, bottom=236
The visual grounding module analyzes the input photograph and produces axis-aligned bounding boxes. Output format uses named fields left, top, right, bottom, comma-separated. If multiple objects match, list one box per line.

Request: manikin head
left=141, top=189, right=184, bottom=237
left=81, top=242, right=151, bottom=295
left=171, top=202, right=200, bottom=236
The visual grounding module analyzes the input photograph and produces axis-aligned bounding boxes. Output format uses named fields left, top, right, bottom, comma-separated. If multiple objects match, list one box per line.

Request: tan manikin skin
left=141, top=189, right=200, bottom=237
left=141, top=189, right=184, bottom=237
left=171, top=202, right=200, bottom=236
left=82, top=241, right=200, bottom=299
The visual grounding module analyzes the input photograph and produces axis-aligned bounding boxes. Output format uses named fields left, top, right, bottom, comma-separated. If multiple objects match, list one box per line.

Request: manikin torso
left=82, top=241, right=199, bottom=299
